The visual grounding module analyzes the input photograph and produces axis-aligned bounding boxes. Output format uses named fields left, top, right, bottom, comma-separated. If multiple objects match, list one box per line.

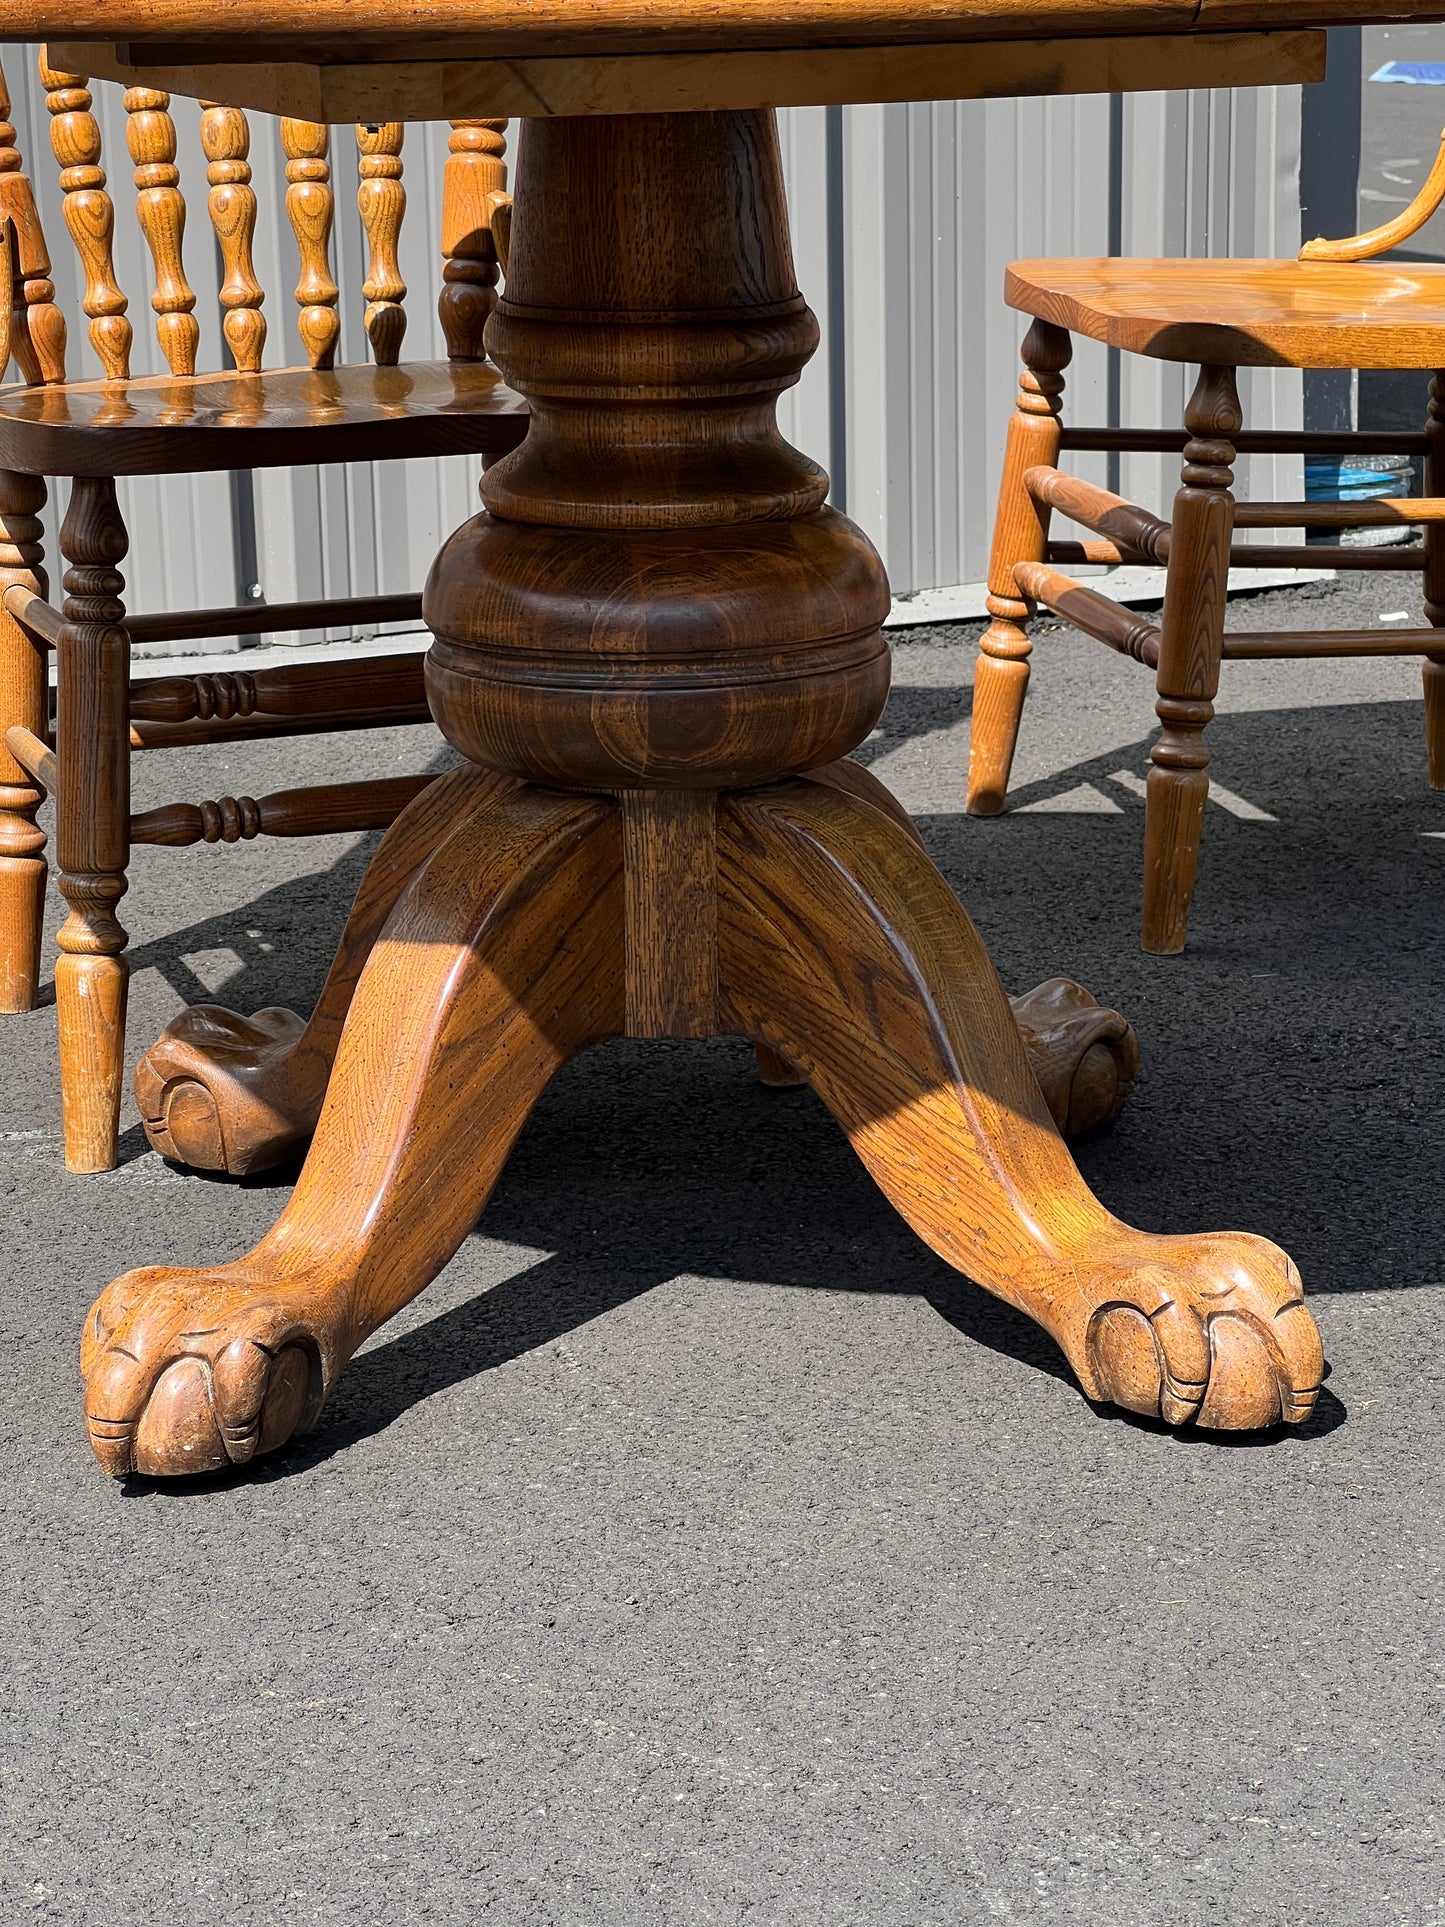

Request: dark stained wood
left=0, top=358, right=527, bottom=477
left=621, top=790, right=719, bottom=1039
left=130, top=771, right=433, bottom=846
left=0, top=470, right=48, bottom=1013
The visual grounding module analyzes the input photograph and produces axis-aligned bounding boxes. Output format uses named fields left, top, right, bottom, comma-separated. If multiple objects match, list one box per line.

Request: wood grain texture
left=0, top=468, right=49, bottom=1012
left=87, top=781, right=623, bottom=1475
left=0, top=358, right=527, bottom=476
left=717, top=774, right=1323, bottom=1430
left=280, top=118, right=338, bottom=371
left=621, top=789, right=718, bottom=1038
left=200, top=101, right=265, bottom=372
left=122, top=85, right=199, bottom=376
left=356, top=120, right=406, bottom=367
left=439, top=119, right=504, bottom=361
left=1007, top=255, right=1445, bottom=370
left=1142, top=365, right=1239, bottom=955
left=54, top=474, right=130, bottom=1173
left=136, top=765, right=516, bottom=1173
left=50, top=30, right=1325, bottom=121
left=0, top=57, right=67, bottom=384
left=967, top=320, right=1068, bottom=816
left=41, top=60, right=132, bottom=382
left=130, top=771, right=434, bottom=846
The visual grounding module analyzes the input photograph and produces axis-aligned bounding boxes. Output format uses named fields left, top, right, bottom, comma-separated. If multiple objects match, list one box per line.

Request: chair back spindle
left=123, top=87, right=199, bottom=377
left=39, top=60, right=131, bottom=383
left=439, top=119, right=506, bottom=361
left=0, top=57, right=66, bottom=384
left=356, top=121, right=406, bottom=367
left=200, top=102, right=265, bottom=374
left=281, top=119, right=339, bottom=372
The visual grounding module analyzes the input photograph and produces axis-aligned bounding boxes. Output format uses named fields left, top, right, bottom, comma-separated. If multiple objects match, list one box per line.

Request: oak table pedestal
left=80, top=111, right=1324, bottom=1478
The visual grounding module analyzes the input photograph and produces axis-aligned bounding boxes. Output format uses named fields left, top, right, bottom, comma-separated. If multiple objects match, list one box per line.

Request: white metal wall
left=2, top=51, right=1304, bottom=638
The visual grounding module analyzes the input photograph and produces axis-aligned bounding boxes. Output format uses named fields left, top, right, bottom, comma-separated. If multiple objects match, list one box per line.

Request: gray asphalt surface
left=7, top=44, right=1445, bottom=1927
left=3, top=566, right=1443, bottom=1926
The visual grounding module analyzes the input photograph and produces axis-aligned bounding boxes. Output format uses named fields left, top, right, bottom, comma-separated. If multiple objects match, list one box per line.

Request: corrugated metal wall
left=3, top=50, right=1304, bottom=643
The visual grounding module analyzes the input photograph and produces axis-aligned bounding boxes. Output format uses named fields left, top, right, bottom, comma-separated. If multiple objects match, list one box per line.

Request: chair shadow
left=114, top=691, right=1441, bottom=1489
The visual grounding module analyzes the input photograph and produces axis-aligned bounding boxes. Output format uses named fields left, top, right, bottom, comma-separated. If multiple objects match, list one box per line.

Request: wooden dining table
left=8, top=0, right=1434, bottom=1479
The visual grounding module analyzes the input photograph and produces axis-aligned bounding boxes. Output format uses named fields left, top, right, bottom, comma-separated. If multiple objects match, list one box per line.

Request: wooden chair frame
left=968, top=132, right=1445, bottom=954
left=0, top=54, right=521, bottom=1168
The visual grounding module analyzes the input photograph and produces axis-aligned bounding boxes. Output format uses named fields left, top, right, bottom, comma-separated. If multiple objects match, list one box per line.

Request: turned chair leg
left=0, top=469, right=49, bottom=1013
left=1424, top=370, right=1445, bottom=788
left=1142, top=365, right=1241, bottom=955
left=967, top=319, right=1071, bottom=816
left=54, top=476, right=131, bottom=1173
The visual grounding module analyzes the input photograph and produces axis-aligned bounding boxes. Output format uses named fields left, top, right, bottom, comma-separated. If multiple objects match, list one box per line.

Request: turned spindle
left=55, top=475, right=131, bottom=1172
left=1143, top=363, right=1241, bottom=955
left=0, top=56, right=66, bottom=384
left=39, top=57, right=131, bottom=382
left=967, top=318, right=1072, bottom=816
left=439, top=120, right=506, bottom=362
left=281, top=119, right=338, bottom=371
left=357, top=120, right=406, bottom=366
left=200, top=101, right=265, bottom=373
left=0, top=469, right=48, bottom=1012
left=123, top=86, right=198, bottom=377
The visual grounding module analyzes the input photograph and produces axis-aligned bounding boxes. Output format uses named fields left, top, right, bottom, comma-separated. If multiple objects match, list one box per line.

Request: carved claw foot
left=1010, top=977, right=1140, bottom=1137
left=719, top=777, right=1324, bottom=1434
left=81, top=1264, right=340, bottom=1477
left=1072, top=1230, right=1322, bottom=1430
left=135, top=1005, right=319, bottom=1175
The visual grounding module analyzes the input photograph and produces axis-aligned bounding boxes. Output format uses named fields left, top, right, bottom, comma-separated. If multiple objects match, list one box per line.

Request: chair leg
left=1143, top=366, right=1240, bottom=956
left=966, top=319, right=1071, bottom=815
left=0, top=470, right=49, bottom=1012
left=55, top=476, right=131, bottom=1173
left=1423, top=370, right=1445, bottom=788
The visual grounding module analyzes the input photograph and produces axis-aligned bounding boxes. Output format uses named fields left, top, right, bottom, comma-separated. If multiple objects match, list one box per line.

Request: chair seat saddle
left=1007, top=256, right=1445, bottom=369
left=0, top=359, right=530, bottom=477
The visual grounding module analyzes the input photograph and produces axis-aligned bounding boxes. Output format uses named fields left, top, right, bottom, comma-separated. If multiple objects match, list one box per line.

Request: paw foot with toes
left=135, top=1004, right=323, bottom=1175
left=1068, top=1231, right=1324, bottom=1431
left=81, top=1266, right=343, bottom=1477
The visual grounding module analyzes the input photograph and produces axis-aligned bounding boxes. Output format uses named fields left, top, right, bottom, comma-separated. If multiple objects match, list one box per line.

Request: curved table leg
left=134, top=766, right=519, bottom=1174
left=717, top=777, right=1323, bottom=1431
left=83, top=784, right=622, bottom=1477
left=754, top=761, right=1139, bottom=1137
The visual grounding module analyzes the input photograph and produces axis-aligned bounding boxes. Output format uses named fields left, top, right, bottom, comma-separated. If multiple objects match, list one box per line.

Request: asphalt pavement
left=6, top=45, right=1445, bottom=1925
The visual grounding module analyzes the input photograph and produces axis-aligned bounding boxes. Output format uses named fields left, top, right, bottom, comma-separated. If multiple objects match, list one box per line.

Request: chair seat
left=0, top=359, right=530, bottom=477
left=1006, top=257, right=1445, bottom=370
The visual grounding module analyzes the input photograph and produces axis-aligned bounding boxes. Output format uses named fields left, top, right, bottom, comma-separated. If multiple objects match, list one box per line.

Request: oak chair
left=967, top=132, right=1445, bottom=954
left=0, top=53, right=525, bottom=1170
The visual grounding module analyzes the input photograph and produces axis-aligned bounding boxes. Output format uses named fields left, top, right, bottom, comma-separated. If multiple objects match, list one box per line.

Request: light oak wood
left=122, top=86, right=199, bottom=377
left=280, top=118, right=338, bottom=371
left=42, top=30, right=1325, bottom=122
left=0, top=62, right=67, bottom=384
left=439, top=118, right=504, bottom=361
left=0, top=470, right=48, bottom=1013
left=356, top=120, right=406, bottom=367
left=199, top=101, right=265, bottom=373
left=978, top=175, right=1445, bottom=947
left=1007, top=255, right=1445, bottom=370
left=41, top=60, right=132, bottom=382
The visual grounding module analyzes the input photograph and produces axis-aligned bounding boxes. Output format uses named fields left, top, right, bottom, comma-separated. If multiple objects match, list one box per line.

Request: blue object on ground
left=1305, top=457, right=1414, bottom=503
left=1370, top=60, right=1445, bottom=83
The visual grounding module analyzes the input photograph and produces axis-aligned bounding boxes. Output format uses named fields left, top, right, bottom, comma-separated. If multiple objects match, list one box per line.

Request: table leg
left=83, top=108, right=1321, bottom=1476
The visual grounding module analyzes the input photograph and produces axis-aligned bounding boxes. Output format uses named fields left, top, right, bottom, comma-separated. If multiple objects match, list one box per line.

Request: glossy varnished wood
left=51, top=31, right=1326, bottom=123
left=0, top=359, right=527, bottom=477
left=1006, top=256, right=1445, bottom=369
left=82, top=105, right=1324, bottom=1477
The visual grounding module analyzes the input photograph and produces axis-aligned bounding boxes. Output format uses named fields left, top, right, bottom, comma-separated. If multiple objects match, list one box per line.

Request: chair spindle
left=439, top=120, right=507, bottom=362
left=200, top=102, right=265, bottom=373
left=0, top=57, right=66, bottom=384
left=281, top=119, right=339, bottom=371
left=357, top=121, right=406, bottom=367
left=123, top=87, right=199, bottom=378
left=39, top=59, right=131, bottom=383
